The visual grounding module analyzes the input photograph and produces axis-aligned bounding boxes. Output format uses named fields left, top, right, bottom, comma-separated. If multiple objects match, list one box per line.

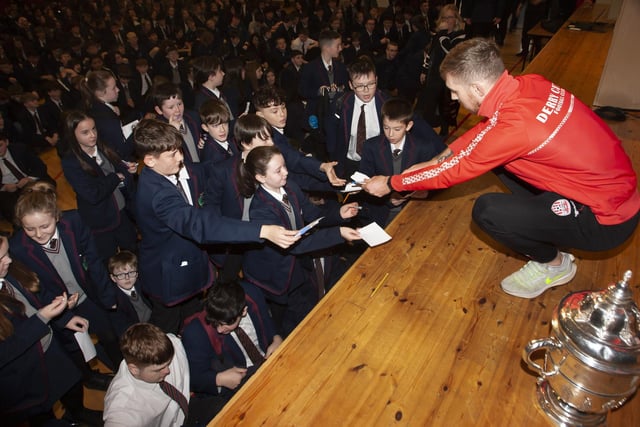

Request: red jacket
left=392, top=71, right=640, bottom=225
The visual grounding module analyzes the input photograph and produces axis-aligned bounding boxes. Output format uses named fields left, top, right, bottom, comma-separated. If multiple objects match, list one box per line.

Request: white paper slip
left=359, top=222, right=392, bottom=247
left=122, top=119, right=139, bottom=139
left=341, top=182, right=362, bottom=193
left=297, top=216, right=324, bottom=236
left=74, top=330, right=97, bottom=362
left=350, top=171, right=370, bottom=184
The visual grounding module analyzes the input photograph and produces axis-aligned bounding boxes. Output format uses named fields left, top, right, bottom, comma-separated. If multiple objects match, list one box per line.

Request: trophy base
left=536, top=379, right=607, bottom=427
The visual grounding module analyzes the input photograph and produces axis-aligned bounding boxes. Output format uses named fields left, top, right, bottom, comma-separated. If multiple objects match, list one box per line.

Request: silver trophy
left=523, top=271, right=640, bottom=426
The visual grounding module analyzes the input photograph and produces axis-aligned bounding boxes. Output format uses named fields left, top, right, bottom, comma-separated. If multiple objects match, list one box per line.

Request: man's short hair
left=318, top=30, right=341, bottom=48
left=150, top=82, right=183, bottom=108
left=253, top=85, right=286, bottom=110
left=381, top=98, right=414, bottom=124
left=440, top=38, right=505, bottom=85
left=347, top=56, right=376, bottom=81
left=135, top=57, right=149, bottom=67
left=121, top=323, right=174, bottom=367
left=108, top=250, right=138, bottom=274
left=199, top=98, right=231, bottom=125
left=191, top=56, right=223, bottom=87
left=133, top=119, right=183, bottom=158
left=205, top=281, right=247, bottom=326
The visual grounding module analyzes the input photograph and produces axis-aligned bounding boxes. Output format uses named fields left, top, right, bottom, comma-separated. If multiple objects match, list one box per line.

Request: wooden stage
left=210, top=3, right=640, bottom=426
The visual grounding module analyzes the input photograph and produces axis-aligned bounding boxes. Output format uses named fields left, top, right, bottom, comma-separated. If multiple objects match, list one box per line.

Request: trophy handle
left=523, top=338, right=563, bottom=377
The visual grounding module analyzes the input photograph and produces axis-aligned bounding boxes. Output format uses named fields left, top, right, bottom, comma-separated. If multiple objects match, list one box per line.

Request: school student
left=60, top=110, right=138, bottom=261
left=238, top=145, right=361, bottom=336
left=133, top=119, right=300, bottom=334
left=359, top=98, right=446, bottom=226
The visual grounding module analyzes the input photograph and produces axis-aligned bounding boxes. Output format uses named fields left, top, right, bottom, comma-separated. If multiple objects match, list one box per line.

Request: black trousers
left=472, top=172, right=640, bottom=263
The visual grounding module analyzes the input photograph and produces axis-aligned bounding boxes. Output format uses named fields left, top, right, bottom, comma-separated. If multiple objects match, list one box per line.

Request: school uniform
left=271, top=128, right=331, bottom=192
left=9, top=211, right=121, bottom=367
left=298, top=57, right=349, bottom=120
left=243, top=181, right=346, bottom=335
left=359, top=117, right=446, bottom=226
left=182, top=283, right=276, bottom=397
left=328, top=90, right=387, bottom=177
left=89, top=101, right=135, bottom=161
left=135, top=163, right=265, bottom=333
left=156, top=110, right=212, bottom=164
left=0, top=275, right=81, bottom=425
left=110, top=285, right=152, bottom=337
left=60, top=150, right=136, bottom=259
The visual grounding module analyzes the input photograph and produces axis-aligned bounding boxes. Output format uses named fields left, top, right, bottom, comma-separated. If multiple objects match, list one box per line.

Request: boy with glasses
left=328, top=57, right=387, bottom=178
left=108, top=250, right=152, bottom=336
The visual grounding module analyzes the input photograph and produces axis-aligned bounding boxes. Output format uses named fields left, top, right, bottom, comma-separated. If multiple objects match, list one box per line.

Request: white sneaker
left=501, top=252, right=577, bottom=298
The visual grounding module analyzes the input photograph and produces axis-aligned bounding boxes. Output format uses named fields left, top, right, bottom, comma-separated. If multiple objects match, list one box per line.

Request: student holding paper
left=60, top=110, right=138, bottom=262
left=359, top=98, right=445, bottom=226
left=238, top=146, right=361, bottom=336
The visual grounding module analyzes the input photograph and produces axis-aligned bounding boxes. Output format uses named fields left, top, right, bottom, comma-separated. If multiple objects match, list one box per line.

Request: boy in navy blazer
left=199, top=98, right=239, bottom=165
left=359, top=98, right=446, bottom=226
left=108, top=250, right=152, bottom=337
left=151, top=83, right=210, bottom=164
left=182, top=280, right=282, bottom=404
left=133, top=119, right=299, bottom=334
left=328, top=57, right=387, bottom=178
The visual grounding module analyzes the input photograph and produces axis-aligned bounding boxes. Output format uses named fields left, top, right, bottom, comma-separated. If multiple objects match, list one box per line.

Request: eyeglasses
left=113, top=271, right=138, bottom=280
left=352, top=81, right=377, bottom=92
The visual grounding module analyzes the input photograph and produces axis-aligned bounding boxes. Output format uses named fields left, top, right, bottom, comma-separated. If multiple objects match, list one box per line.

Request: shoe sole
left=501, top=262, right=577, bottom=299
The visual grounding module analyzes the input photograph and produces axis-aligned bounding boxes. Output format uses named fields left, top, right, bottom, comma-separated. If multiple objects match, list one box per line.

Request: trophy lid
left=553, top=271, right=640, bottom=374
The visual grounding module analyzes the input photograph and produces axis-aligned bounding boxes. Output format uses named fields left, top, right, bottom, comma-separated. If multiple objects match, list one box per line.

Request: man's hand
left=320, top=161, right=346, bottom=186
left=260, top=225, right=301, bottom=248
left=216, top=367, right=248, bottom=389
left=362, top=175, right=392, bottom=197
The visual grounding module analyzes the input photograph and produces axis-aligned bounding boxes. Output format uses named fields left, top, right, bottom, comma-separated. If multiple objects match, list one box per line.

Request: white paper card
left=341, top=182, right=362, bottom=193
left=122, top=119, right=139, bottom=139
left=74, top=330, right=97, bottom=362
left=359, top=222, right=392, bottom=247
left=351, top=171, right=370, bottom=184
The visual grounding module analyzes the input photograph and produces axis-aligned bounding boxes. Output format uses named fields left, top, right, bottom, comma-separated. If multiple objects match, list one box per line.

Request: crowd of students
left=0, top=1, right=552, bottom=426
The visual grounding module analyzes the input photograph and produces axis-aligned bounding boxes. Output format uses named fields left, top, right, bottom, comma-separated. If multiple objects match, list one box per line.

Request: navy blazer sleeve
left=61, top=153, right=131, bottom=206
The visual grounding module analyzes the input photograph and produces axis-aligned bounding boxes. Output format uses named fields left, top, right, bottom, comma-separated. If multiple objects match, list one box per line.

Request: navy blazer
left=89, top=101, right=135, bottom=161
left=0, top=143, right=54, bottom=187
left=61, top=150, right=135, bottom=233
left=156, top=110, right=215, bottom=164
left=358, top=117, right=446, bottom=225
left=0, top=276, right=81, bottom=424
left=243, top=181, right=345, bottom=298
left=182, top=282, right=276, bottom=396
left=135, top=163, right=264, bottom=305
left=328, top=90, right=387, bottom=166
left=110, top=287, right=152, bottom=337
left=271, top=128, right=331, bottom=192
left=10, top=211, right=117, bottom=324
left=298, top=57, right=349, bottom=117
left=203, top=134, right=239, bottom=165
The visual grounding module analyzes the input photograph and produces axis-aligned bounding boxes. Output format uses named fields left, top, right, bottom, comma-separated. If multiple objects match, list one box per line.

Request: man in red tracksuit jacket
left=363, top=38, right=640, bottom=299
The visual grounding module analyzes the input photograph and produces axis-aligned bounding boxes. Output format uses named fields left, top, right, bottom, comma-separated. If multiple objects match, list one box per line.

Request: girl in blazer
left=10, top=181, right=122, bottom=370
left=238, top=145, right=361, bottom=336
left=61, top=110, right=138, bottom=261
